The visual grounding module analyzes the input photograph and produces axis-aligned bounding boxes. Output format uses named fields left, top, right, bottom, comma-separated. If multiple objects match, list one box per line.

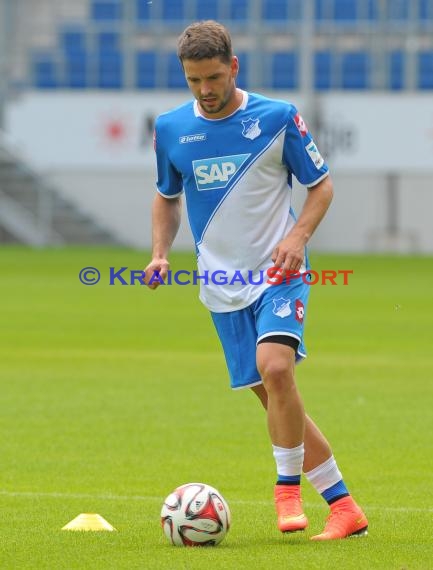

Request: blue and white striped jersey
left=154, top=90, right=329, bottom=312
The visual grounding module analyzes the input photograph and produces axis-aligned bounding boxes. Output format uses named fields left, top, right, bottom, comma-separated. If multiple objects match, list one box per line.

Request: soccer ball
left=161, top=482, right=231, bottom=546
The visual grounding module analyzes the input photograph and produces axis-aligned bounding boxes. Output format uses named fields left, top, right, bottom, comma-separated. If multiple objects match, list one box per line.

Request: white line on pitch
left=1, top=490, right=432, bottom=514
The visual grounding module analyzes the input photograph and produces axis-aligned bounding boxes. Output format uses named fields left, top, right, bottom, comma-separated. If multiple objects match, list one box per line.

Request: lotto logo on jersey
left=193, top=154, right=250, bottom=191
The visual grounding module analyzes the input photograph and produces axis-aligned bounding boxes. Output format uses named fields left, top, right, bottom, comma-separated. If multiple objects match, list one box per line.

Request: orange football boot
left=311, top=496, right=368, bottom=541
left=274, top=484, right=308, bottom=533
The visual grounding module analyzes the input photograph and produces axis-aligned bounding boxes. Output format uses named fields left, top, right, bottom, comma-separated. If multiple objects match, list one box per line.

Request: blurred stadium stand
left=0, top=0, right=430, bottom=93
left=0, top=0, right=432, bottom=248
left=0, top=139, right=123, bottom=245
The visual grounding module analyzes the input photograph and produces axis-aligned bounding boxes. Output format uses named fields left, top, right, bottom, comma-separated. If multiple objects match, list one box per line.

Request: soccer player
left=144, top=20, right=368, bottom=540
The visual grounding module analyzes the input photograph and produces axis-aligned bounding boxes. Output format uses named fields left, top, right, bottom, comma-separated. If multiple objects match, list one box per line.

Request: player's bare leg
left=251, top=383, right=332, bottom=471
left=256, top=342, right=304, bottom=448
left=256, top=342, right=308, bottom=532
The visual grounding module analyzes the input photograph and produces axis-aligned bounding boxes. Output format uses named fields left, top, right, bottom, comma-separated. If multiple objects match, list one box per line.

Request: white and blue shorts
left=210, top=279, right=310, bottom=390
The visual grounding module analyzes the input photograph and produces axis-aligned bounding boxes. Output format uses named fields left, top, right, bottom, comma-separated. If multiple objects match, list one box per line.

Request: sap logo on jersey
left=193, top=154, right=250, bottom=191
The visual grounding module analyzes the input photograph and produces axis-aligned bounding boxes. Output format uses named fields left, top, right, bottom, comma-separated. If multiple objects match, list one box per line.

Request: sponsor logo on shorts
left=272, top=297, right=292, bottom=318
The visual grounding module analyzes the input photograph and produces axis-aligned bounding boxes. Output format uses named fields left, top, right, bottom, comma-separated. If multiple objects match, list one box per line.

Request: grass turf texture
left=1, top=247, right=432, bottom=569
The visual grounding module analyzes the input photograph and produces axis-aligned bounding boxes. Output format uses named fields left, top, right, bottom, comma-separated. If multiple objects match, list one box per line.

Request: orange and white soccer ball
left=161, top=482, right=231, bottom=546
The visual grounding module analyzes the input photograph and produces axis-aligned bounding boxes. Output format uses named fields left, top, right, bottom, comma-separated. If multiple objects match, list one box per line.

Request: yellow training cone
left=62, top=513, right=116, bottom=531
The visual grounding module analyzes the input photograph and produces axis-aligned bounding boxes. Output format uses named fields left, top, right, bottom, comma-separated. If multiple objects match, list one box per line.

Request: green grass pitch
left=1, top=247, right=432, bottom=569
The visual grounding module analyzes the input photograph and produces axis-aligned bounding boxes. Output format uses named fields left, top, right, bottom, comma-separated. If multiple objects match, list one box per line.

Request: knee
left=258, top=358, right=295, bottom=394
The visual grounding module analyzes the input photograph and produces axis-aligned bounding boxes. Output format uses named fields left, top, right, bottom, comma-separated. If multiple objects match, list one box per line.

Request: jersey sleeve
left=154, top=116, right=184, bottom=198
left=282, top=106, right=329, bottom=188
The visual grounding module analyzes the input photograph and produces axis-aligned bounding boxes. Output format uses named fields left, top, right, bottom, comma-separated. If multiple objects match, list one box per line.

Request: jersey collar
left=193, top=89, right=248, bottom=121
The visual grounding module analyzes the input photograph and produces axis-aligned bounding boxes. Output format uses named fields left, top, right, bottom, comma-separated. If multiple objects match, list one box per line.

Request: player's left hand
left=271, top=236, right=305, bottom=273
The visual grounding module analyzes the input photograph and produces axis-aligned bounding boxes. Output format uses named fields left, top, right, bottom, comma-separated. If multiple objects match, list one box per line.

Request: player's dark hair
left=177, top=20, right=233, bottom=64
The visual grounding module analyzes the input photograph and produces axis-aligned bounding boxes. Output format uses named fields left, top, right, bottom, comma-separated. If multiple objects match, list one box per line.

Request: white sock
left=304, top=455, right=343, bottom=493
left=272, top=443, right=304, bottom=477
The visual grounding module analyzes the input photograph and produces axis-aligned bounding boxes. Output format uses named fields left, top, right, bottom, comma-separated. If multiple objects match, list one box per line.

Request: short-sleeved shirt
left=154, top=90, right=329, bottom=312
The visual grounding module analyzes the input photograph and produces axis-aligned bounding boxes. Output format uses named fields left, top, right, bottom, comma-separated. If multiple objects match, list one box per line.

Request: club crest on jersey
left=272, top=297, right=292, bottom=318
left=241, top=118, right=261, bottom=140
left=193, top=153, right=250, bottom=191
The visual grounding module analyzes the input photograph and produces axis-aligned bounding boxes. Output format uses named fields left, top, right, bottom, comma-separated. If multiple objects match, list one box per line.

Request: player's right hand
left=142, top=258, right=170, bottom=290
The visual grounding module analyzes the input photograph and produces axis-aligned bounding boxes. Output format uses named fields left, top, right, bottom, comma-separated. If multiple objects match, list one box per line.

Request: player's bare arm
left=272, top=176, right=334, bottom=272
left=144, top=193, right=182, bottom=290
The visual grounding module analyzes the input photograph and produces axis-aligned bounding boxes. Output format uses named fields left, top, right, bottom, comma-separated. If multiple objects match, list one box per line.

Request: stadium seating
left=166, top=52, right=186, bottom=88
left=60, top=28, right=88, bottom=88
left=32, top=54, right=59, bottom=89
left=236, top=52, right=249, bottom=89
left=136, top=51, right=157, bottom=88
left=389, top=50, right=405, bottom=90
left=314, top=51, right=333, bottom=90
left=270, top=52, right=299, bottom=89
left=386, top=0, right=409, bottom=20
left=91, top=0, right=122, bottom=21
left=97, top=31, right=121, bottom=52
left=341, top=51, right=370, bottom=89
left=315, top=0, right=378, bottom=21
left=335, top=0, right=358, bottom=21
left=64, top=52, right=88, bottom=89
left=162, top=0, right=185, bottom=21
left=262, top=0, right=301, bottom=21
left=196, top=0, right=219, bottom=21
left=27, top=0, right=433, bottom=91
left=418, top=51, right=433, bottom=89
left=136, top=0, right=152, bottom=22
left=419, top=0, right=433, bottom=20
left=60, top=29, right=87, bottom=55
left=229, top=0, right=249, bottom=21
left=97, top=51, right=123, bottom=89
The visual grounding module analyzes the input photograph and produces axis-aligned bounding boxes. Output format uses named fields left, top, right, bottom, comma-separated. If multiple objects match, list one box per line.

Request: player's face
left=182, top=56, right=241, bottom=119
